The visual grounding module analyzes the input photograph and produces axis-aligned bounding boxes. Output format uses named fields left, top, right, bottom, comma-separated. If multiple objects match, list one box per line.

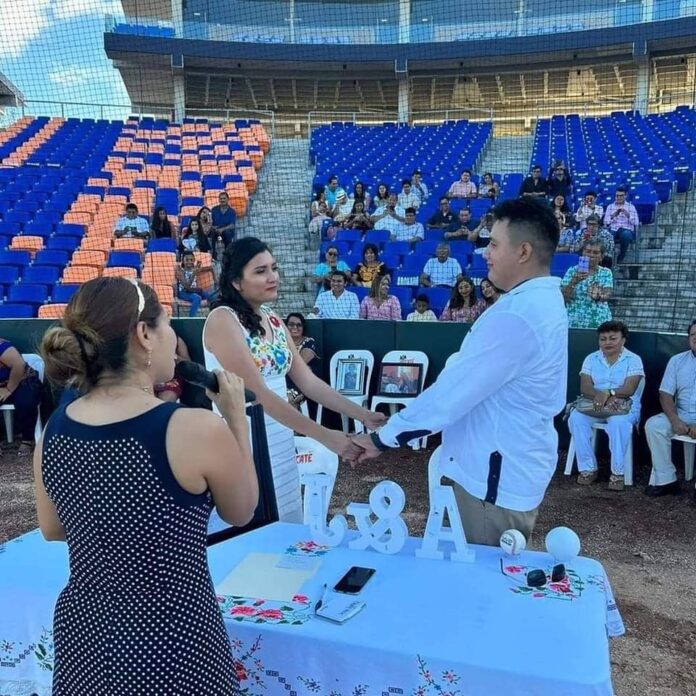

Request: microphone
left=175, top=360, right=256, bottom=403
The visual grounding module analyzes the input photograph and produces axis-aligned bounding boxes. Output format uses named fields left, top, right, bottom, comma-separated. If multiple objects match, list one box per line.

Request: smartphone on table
left=333, top=566, right=376, bottom=595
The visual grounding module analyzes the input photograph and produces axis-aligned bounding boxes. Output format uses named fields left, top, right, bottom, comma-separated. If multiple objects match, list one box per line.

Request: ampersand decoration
left=347, top=480, right=408, bottom=555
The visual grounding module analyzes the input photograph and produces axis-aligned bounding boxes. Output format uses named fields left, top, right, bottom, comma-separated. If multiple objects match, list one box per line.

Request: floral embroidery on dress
left=242, top=306, right=292, bottom=378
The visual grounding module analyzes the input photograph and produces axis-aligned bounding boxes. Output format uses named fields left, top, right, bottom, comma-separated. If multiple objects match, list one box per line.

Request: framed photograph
left=377, top=362, right=424, bottom=397
left=336, top=359, right=366, bottom=396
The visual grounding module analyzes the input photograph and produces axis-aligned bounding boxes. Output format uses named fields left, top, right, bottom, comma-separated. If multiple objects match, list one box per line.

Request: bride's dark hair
left=214, top=237, right=272, bottom=337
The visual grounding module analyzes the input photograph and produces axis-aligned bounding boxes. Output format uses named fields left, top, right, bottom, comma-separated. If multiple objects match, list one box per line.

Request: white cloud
left=52, top=0, right=123, bottom=21
left=48, top=64, right=116, bottom=88
left=0, top=0, right=53, bottom=59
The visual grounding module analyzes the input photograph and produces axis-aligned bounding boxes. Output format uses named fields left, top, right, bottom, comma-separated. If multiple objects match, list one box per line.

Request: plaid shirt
left=314, top=289, right=360, bottom=319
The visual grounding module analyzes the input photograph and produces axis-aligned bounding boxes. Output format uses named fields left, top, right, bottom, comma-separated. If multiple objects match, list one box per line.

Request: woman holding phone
left=560, top=238, right=613, bottom=328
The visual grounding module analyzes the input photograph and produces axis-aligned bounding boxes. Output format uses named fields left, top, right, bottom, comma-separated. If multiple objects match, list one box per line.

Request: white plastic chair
left=294, top=436, right=339, bottom=525
left=0, top=353, right=45, bottom=444
left=316, top=349, right=374, bottom=434
left=564, top=378, right=645, bottom=487
left=671, top=435, right=695, bottom=481
left=371, top=350, right=429, bottom=449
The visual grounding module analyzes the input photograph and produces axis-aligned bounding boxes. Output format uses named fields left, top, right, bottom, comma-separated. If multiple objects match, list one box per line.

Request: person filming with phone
left=560, top=238, right=613, bottom=329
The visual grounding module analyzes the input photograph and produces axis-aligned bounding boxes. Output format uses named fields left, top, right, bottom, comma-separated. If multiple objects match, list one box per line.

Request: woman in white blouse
left=567, top=320, right=645, bottom=491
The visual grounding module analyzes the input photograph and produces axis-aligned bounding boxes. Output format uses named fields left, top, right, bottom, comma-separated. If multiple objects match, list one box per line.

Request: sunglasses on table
left=500, top=559, right=567, bottom=588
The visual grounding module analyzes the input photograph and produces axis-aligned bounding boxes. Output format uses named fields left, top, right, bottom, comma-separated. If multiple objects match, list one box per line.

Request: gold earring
left=146, top=350, right=152, bottom=369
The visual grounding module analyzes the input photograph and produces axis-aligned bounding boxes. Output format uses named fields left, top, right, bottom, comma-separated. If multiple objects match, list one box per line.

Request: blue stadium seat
left=47, top=237, right=81, bottom=253
left=0, top=304, right=34, bottom=319
left=0, top=222, right=21, bottom=236
left=106, top=251, right=142, bottom=270
left=8, top=284, right=48, bottom=308
left=391, top=286, right=414, bottom=318
left=364, top=230, right=390, bottom=246
left=35, top=250, right=71, bottom=268
left=56, top=223, right=86, bottom=238
left=0, top=250, right=32, bottom=268
left=401, top=255, right=429, bottom=275
left=22, top=266, right=61, bottom=286
left=147, top=238, right=177, bottom=253
left=420, top=287, right=451, bottom=315
left=52, top=284, right=80, bottom=303
left=0, top=266, right=20, bottom=286
left=351, top=286, right=370, bottom=304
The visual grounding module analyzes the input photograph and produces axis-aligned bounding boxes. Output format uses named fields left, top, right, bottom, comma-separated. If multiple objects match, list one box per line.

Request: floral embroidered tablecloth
left=1, top=523, right=623, bottom=696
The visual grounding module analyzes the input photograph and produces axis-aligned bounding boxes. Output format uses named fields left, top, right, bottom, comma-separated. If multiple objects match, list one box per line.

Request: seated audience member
left=448, top=169, right=478, bottom=199
left=372, top=193, right=406, bottom=234
left=575, top=191, right=604, bottom=230
left=154, top=336, right=191, bottom=402
left=150, top=206, right=175, bottom=239
left=352, top=181, right=371, bottom=210
left=196, top=206, right=223, bottom=260
left=308, top=201, right=332, bottom=242
left=313, top=246, right=351, bottom=293
left=359, top=274, right=402, bottom=321
left=407, top=294, right=437, bottom=322
left=114, top=203, right=150, bottom=239
left=391, top=208, right=424, bottom=245
left=556, top=213, right=583, bottom=253
left=439, top=276, right=485, bottom=323
left=420, top=243, right=462, bottom=288
left=179, top=217, right=213, bottom=255
left=519, top=165, right=548, bottom=198
left=211, top=192, right=236, bottom=247
left=427, top=197, right=456, bottom=230
left=310, top=189, right=328, bottom=218
left=478, top=172, right=499, bottom=200
left=333, top=191, right=354, bottom=224
left=444, top=208, right=477, bottom=240
left=560, top=238, right=613, bottom=329
left=372, top=183, right=390, bottom=212
left=480, top=276, right=501, bottom=309
left=582, top=215, right=615, bottom=267
left=604, top=188, right=639, bottom=263
left=352, top=243, right=388, bottom=288
left=313, top=271, right=360, bottom=319
left=644, top=321, right=696, bottom=499
left=324, top=174, right=341, bottom=210
left=411, top=170, right=429, bottom=204
left=343, top=200, right=373, bottom=233
left=285, top=312, right=319, bottom=409
left=547, top=162, right=572, bottom=199
left=568, top=321, right=644, bottom=491
left=397, top=179, right=421, bottom=210
left=176, top=250, right=214, bottom=317
left=0, top=339, right=43, bottom=456
left=467, top=212, right=494, bottom=254
left=551, top=194, right=575, bottom=229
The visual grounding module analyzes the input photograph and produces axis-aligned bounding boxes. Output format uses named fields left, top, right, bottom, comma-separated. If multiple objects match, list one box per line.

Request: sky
left=0, top=0, right=131, bottom=120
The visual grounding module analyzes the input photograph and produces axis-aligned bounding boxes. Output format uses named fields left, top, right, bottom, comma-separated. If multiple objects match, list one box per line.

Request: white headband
left=128, top=279, right=146, bottom=317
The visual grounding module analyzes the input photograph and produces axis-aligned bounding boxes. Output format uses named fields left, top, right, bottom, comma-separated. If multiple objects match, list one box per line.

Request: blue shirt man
left=211, top=192, right=236, bottom=247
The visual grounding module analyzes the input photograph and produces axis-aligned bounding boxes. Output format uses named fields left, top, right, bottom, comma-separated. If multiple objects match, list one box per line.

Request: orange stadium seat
left=102, top=266, right=138, bottom=279
left=63, top=211, right=94, bottom=226
left=71, top=250, right=107, bottom=268
left=38, top=304, right=68, bottom=319
left=62, top=266, right=100, bottom=284
left=10, top=236, right=44, bottom=255
left=79, top=238, right=111, bottom=254
left=113, top=238, right=145, bottom=253
left=153, top=284, right=174, bottom=305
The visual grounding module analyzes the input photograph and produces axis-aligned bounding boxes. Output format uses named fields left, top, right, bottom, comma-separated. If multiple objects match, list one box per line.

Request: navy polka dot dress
left=41, top=401, right=239, bottom=696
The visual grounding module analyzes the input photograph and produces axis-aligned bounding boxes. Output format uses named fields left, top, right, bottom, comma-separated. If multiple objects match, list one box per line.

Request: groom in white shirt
left=352, top=198, right=568, bottom=545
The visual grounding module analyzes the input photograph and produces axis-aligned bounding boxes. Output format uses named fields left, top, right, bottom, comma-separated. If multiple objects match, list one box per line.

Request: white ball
left=545, top=527, right=581, bottom=562
left=499, top=529, right=526, bottom=556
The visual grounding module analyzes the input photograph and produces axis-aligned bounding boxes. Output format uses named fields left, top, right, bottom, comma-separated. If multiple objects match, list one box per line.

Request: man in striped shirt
left=313, top=271, right=360, bottom=319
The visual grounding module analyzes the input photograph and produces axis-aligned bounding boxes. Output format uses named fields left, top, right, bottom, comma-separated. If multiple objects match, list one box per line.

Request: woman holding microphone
left=35, top=277, right=256, bottom=695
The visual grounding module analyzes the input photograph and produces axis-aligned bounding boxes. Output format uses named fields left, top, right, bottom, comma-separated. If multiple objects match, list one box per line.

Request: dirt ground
left=2, top=438, right=695, bottom=695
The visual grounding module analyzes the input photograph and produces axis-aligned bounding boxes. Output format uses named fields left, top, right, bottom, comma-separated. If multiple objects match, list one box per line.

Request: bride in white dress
left=203, top=237, right=385, bottom=522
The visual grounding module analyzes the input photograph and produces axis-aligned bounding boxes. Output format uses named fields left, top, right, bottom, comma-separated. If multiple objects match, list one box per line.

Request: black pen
left=314, top=583, right=329, bottom=614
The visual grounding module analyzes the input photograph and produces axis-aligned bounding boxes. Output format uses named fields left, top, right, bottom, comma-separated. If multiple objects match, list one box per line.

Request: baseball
left=499, top=529, right=526, bottom=556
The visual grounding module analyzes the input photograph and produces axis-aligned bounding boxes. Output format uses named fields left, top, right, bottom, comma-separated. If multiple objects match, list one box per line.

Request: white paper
left=276, top=555, right=321, bottom=571
left=216, top=553, right=318, bottom=602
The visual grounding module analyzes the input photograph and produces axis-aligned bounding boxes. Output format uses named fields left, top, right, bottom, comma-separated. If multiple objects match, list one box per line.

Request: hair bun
left=40, top=325, right=101, bottom=390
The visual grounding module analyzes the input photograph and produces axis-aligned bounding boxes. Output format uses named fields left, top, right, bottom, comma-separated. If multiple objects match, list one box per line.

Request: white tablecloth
left=0, top=523, right=623, bottom=696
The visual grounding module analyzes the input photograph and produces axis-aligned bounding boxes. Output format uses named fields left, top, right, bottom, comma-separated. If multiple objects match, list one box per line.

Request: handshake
left=327, top=410, right=388, bottom=465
